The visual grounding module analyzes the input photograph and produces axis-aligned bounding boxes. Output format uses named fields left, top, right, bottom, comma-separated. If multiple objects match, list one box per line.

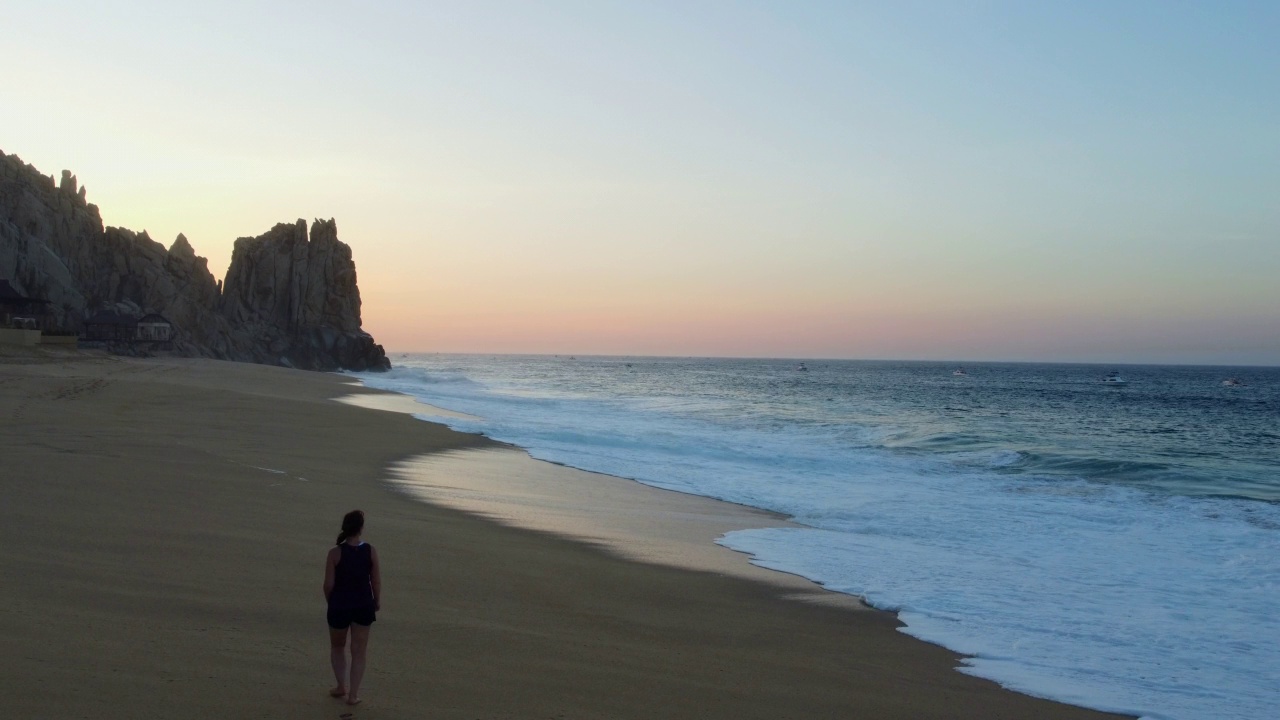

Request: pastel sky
left=3, top=1, right=1277, bottom=364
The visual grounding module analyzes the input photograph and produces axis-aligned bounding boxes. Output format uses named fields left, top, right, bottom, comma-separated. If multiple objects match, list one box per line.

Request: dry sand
left=0, top=346, right=1130, bottom=719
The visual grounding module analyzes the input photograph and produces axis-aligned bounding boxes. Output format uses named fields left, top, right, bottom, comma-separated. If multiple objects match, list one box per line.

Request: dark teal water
left=786, top=361, right=1279, bottom=502
left=404, top=357, right=1280, bottom=501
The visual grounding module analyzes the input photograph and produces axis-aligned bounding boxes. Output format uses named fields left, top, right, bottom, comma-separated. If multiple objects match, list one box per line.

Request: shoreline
left=337, top=389, right=865, bottom=602
left=1, top=349, right=1131, bottom=719
left=385, top=447, right=870, bottom=612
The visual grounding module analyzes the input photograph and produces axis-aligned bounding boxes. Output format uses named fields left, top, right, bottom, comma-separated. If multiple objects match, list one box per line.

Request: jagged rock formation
left=219, top=219, right=387, bottom=370
left=0, top=149, right=389, bottom=371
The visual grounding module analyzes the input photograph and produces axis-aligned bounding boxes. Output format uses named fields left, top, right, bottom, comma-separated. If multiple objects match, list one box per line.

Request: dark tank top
left=329, top=542, right=375, bottom=611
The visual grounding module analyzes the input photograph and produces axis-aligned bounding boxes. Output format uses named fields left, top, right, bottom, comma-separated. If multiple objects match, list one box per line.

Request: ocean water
left=355, top=356, right=1280, bottom=720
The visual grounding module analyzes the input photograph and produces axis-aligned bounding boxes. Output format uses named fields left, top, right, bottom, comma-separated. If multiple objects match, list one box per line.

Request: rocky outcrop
left=218, top=219, right=386, bottom=370
left=0, top=149, right=389, bottom=371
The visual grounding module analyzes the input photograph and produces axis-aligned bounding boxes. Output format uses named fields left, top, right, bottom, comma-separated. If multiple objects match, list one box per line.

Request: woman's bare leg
left=346, top=624, right=371, bottom=705
left=329, top=627, right=349, bottom=696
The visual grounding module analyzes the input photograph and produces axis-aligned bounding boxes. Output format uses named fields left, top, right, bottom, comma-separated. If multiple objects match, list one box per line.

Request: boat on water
left=796, top=362, right=809, bottom=372
left=953, top=367, right=967, bottom=376
left=1102, top=371, right=1128, bottom=385
left=1223, top=377, right=1246, bottom=387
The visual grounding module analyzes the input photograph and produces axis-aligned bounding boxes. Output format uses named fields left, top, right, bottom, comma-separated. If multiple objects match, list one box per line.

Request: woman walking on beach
left=323, top=510, right=381, bottom=705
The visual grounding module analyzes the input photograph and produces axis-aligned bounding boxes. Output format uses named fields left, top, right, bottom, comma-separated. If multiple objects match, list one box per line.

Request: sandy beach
left=0, top=347, right=1130, bottom=719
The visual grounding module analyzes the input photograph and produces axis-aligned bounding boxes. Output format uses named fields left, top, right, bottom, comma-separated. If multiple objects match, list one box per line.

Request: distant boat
left=953, top=367, right=967, bottom=376
left=1102, top=371, right=1128, bottom=385
left=796, top=362, right=809, bottom=372
left=1223, top=377, right=1246, bottom=387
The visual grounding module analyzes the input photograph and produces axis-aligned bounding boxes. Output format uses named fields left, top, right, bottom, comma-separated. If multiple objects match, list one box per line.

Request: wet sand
left=387, top=447, right=867, bottom=611
left=0, top=347, right=1129, bottom=719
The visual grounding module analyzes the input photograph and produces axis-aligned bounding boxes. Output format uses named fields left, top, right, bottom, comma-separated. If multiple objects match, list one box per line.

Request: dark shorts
left=327, top=606, right=376, bottom=629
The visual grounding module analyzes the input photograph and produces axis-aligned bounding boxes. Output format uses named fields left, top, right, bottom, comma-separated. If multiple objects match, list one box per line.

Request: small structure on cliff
left=0, top=279, right=50, bottom=329
left=136, top=313, right=173, bottom=350
left=83, top=311, right=138, bottom=343
left=82, top=311, right=174, bottom=351
left=136, top=313, right=172, bottom=344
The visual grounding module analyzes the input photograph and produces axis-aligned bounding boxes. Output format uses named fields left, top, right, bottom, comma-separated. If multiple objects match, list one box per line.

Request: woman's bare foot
left=346, top=696, right=363, bottom=706
left=329, top=686, right=347, bottom=698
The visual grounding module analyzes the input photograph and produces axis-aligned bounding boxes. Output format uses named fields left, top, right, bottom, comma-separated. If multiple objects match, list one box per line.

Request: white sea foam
left=355, top=361, right=1280, bottom=720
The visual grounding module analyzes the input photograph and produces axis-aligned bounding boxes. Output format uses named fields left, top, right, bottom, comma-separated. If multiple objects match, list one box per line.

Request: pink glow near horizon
left=362, top=290, right=1278, bottom=365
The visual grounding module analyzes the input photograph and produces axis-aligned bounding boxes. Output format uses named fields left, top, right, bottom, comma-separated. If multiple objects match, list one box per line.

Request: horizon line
left=378, top=351, right=1280, bottom=369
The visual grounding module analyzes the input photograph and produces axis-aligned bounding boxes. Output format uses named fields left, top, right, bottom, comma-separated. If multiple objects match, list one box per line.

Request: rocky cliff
left=0, top=149, right=389, bottom=371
